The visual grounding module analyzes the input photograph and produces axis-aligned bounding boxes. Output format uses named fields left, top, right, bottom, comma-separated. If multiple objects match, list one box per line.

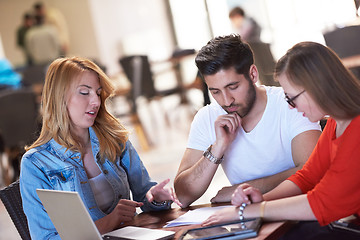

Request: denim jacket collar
left=48, top=127, right=100, bottom=162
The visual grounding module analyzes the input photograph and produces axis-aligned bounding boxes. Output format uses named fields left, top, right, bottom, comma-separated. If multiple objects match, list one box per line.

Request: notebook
left=36, top=189, right=175, bottom=240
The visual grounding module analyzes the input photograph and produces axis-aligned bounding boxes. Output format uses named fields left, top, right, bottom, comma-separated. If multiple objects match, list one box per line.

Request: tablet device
left=329, top=220, right=360, bottom=234
left=179, top=218, right=261, bottom=240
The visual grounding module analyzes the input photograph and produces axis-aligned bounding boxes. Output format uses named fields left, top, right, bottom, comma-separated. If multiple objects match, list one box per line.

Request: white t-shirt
left=25, top=24, right=61, bottom=65
left=187, top=86, right=321, bottom=185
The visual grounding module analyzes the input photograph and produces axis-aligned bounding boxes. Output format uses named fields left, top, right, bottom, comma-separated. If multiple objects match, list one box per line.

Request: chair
left=186, top=71, right=211, bottom=106
left=323, top=25, right=360, bottom=58
left=0, top=180, right=31, bottom=240
left=19, top=64, right=48, bottom=105
left=118, top=55, right=185, bottom=149
left=0, top=89, right=39, bottom=185
left=248, top=41, right=280, bottom=87
left=119, top=55, right=183, bottom=104
left=20, top=64, right=47, bottom=87
left=323, top=25, right=360, bottom=79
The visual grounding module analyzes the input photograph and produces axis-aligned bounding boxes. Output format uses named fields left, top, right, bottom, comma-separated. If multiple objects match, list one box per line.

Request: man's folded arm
left=174, top=148, right=221, bottom=207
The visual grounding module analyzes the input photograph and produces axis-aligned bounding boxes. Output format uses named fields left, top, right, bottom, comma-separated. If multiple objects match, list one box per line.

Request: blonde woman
left=20, top=57, right=181, bottom=239
left=202, top=42, right=360, bottom=239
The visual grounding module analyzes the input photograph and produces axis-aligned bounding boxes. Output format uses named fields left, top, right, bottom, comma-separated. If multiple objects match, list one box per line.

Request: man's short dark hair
left=229, top=7, right=245, bottom=18
left=195, top=34, right=254, bottom=77
left=34, top=2, right=44, bottom=10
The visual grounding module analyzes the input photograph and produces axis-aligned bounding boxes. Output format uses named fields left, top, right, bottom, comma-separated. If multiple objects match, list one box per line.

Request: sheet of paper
left=163, top=205, right=233, bottom=227
left=105, top=226, right=175, bottom=240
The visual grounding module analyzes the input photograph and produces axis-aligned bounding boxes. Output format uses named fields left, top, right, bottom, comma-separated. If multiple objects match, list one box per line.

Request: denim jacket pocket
left=48, top=167, right=76, bottom=190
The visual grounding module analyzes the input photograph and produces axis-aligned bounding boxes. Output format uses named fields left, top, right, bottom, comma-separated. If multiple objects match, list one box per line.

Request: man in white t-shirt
left=174, top=34, right=322, bottom=208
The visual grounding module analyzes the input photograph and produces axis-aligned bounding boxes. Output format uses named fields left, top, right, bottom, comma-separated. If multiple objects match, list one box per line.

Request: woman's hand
left=111, top=199, right=143, bottom=222
left=202, top=206, right=239, bottom=226
left=231, top=183, right=263, bottom=206
left=96, top=199, right=143, bottom=234
left=146, top=178, right=182, bottom=207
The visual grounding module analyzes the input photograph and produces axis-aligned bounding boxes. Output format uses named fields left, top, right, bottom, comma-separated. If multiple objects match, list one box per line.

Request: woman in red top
left=202, top=42, right=360, bottom=239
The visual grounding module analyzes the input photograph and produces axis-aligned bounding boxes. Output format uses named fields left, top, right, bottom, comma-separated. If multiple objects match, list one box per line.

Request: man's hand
left=174, top=113, right=241, bottom=208
left=211, top=185, right=237, bottom=203
left=213, top=113, right=241, bottom=152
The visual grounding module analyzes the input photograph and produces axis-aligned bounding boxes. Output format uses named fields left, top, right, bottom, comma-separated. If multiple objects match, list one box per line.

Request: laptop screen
left=36, top=189, right=175, bottom=240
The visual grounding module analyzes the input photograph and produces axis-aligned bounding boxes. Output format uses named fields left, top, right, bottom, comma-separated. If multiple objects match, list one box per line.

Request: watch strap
left=203, top=145, right=223, bottom=164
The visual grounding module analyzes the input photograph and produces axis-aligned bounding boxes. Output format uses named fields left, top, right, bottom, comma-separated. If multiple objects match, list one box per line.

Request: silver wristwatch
left=203, top=145, right=224, bottom=164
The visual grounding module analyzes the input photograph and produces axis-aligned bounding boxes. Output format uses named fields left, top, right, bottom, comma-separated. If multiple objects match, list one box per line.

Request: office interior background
left=0, top=0, right=358, bottom=76
left=0, top=0, right=359, bottom=239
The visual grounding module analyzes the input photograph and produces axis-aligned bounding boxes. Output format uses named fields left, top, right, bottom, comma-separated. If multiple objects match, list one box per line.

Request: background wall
left=88, top=0, right=175, bottom=75
left=1, top=0, right=358, bottom=76
left=0, top=0, right=175, bottom=76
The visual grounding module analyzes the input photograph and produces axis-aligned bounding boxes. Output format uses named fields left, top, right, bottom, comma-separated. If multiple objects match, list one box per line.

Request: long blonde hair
left=27, top=57, right=129, bottom=162
left=275, top=41, right=360, bottom=119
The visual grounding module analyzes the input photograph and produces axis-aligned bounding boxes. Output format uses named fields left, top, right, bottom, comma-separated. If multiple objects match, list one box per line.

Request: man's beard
left=224, top=81, right=256, bottom=118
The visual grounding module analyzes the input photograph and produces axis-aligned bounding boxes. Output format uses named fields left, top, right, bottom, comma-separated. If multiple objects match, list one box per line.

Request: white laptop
left=36, top=189, right=175, bottom=240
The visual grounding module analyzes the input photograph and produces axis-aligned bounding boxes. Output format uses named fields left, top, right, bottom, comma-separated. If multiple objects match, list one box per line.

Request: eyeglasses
left=285, top=90, right=305, bottom=108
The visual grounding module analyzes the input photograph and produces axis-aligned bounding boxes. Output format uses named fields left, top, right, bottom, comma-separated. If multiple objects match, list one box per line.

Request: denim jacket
left=20, top=127, right=170, bottom=240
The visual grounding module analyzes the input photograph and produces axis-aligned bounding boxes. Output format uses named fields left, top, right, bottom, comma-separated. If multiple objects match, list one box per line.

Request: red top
left=288, top=116, right=360, bottom=226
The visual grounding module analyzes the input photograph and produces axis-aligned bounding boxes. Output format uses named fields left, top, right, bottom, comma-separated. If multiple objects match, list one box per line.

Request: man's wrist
left=212, top=142, right=228, bottom=155
left=203, top=145, right=224, bottom=164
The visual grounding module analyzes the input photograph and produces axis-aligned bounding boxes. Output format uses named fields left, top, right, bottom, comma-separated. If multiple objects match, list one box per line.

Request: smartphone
left=329, top=220, right=360, bottom=235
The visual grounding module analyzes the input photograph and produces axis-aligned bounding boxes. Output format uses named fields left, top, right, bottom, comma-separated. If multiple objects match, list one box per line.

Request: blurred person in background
left=16, top=12, right=34, bottom=66
left=25, top=14, right=61, bottom=65
left=33, top=2, right=70, bottom=56
left=229, top=6, right=262, bottom=43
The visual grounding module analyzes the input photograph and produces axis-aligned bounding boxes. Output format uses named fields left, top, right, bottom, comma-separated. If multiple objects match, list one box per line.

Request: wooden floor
left=0, top=94, right=229, bottom=239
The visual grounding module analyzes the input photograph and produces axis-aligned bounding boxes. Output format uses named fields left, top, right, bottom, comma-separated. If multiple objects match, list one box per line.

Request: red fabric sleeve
left=288, top=119, right=333, bottom=193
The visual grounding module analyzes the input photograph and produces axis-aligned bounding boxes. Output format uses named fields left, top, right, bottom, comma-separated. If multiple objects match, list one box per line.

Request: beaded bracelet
left=238, top=202, right=247, bottom=220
